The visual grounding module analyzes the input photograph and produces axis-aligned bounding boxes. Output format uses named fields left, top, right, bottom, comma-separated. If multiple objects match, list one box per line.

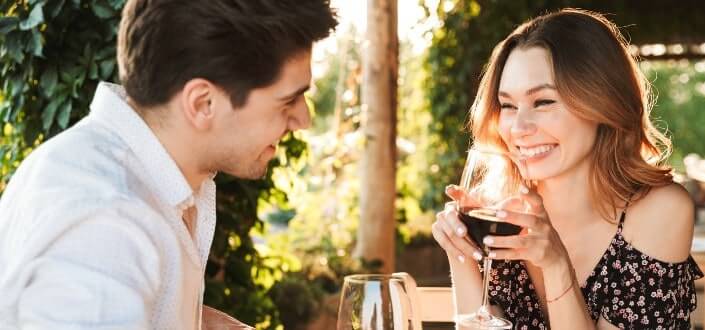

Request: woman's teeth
left=519, top=145, right=555, bottom=157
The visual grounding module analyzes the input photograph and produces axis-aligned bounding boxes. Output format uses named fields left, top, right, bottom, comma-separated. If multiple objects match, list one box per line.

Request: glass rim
left=343, top=274, right=406, bottom=284
left=469, top=205, right=543, bottom=218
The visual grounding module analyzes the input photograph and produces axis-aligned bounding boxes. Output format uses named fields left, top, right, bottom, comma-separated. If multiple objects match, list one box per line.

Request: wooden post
left=355, top=0, right=398, bottom=274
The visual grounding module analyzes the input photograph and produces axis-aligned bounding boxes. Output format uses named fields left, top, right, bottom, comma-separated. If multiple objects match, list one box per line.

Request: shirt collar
left=88, top=82, right=196, bottom=209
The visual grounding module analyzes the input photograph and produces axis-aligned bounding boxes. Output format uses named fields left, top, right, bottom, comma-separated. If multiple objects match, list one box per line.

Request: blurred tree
left=356, top=0, right=398, bottom=274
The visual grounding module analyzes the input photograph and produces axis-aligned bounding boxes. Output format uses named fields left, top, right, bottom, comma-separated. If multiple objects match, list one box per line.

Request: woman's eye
left=534, top=99, right=555, bottom=107
left=500, top=103, right=516, bottom=110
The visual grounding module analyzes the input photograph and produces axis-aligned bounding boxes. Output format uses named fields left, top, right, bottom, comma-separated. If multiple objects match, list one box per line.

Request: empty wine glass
left=336, top=274, right=420, bottom=330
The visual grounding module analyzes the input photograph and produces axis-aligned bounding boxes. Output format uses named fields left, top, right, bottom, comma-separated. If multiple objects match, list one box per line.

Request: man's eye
left=534, top=99, right=555, bottom=107
left=285, top=96, right=300, bottom=106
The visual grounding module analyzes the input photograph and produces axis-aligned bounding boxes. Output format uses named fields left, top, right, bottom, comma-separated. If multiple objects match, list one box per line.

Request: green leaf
left=10, top=74, right=25, bottom=97
left=59, top=65, right=82, bottom=84
left=40, top=66, right=58, bottom=97
left=94, top=45, right=115, bottom=60
left=99, top=59, right=115, bottom=80
left=72, top=72, right=86, bottom=97
left=92, top=1, right=116, bottom=19
left=106, top=0, right=125, bottom=10
left=0, top=104, right=9, bottom=122
left=0, top=17, right=20, bottom=34
left=89, top=61, right=98, bottom=79
left=46, top=0, right=67, bottom=18
left=57, top=100, right=73, bottom=129
left=41, top=97, right=62, bottom=131
left=19, top=4, right=45, bottom=31
left=29, top=29, right=43, bottom=57
left=4, top=32, right=25, bottom=63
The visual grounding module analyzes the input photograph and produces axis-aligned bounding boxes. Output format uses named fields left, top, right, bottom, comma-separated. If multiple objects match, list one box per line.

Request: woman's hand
left=483, top=187, right=570, bottom=270
left=432, top=185, right=484, bottom=264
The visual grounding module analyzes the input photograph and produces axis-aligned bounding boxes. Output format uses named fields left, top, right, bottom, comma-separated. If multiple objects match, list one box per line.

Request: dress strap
left=617, top=197, right=632, bottom=233
left=617, top=209, right=626, bottom=233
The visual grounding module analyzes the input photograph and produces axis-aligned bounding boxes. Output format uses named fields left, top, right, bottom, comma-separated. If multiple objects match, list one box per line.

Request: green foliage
left=644, top=60, right=705, bottom=171
left=1, top=0, right=122, bottom=188
left=0, top=1, right=305, bottom=328
left=269, top=274, right=325, bottom=330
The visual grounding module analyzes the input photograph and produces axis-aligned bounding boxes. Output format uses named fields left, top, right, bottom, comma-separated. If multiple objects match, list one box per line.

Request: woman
left=432, top=8, right=702, bottom=329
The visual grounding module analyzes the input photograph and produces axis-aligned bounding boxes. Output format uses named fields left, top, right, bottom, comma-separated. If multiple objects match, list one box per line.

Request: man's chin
left=225, top=166, right=268, bottom=180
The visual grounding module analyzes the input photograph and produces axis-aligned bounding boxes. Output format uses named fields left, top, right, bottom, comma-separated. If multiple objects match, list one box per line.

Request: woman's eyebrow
left=498, top=83, right=556, bottom=98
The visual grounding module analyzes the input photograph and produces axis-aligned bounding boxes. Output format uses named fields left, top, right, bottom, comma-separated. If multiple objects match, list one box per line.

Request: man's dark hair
left=117, top=0, right=337, bottom=108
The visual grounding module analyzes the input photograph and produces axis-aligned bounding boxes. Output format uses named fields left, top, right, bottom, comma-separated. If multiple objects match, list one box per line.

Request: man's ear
left=180, top=78, right=216, bottom=130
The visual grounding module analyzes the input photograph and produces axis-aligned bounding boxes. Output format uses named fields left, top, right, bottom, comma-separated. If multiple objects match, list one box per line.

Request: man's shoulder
left=13, top=119, right=134, bottom=196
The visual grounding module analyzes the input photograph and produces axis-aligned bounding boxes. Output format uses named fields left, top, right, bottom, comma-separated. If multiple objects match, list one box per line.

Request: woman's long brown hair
left=470, top=8, right=672, bottom=221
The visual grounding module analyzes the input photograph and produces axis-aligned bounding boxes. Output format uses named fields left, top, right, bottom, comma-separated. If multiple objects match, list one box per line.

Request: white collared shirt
left=0, top=82, right=217, bottom=329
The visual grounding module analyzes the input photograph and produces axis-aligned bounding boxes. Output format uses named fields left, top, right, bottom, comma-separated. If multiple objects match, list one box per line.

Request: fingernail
left=473, top=251, right=483, bottom=261
left=456, top=227, right=465, bottom=236
left=445, top=202, right=455, bottom=211
left=488, top=252, right=496, bottom=258
left=445, top=185, right=456, bottom=194
left=483, top=236, right=493, bottom=245
left=496, top=210, right=507, bottom=218
left=458, top=255, right=466, bottom=263
left=520, top=185, right=529, bottom=194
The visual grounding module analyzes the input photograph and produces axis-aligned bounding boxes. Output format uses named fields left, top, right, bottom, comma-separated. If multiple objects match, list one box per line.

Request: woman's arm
left=447, top=252, right=485, bottom=315
left=433, top=186, right=486, bottom=316
left=541, top=259, right=595, bottom=329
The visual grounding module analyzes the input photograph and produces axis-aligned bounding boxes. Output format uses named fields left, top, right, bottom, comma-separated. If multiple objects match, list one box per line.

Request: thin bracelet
left=546, top=280, right=574, bottom=303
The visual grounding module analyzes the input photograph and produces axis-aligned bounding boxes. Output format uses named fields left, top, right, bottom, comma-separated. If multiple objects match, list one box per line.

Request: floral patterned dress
left=481, top=210, right=703, bottom=329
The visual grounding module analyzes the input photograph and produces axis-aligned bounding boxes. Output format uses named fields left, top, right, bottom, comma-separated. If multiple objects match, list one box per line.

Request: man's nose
left=288, top=101, right=312, bottom=131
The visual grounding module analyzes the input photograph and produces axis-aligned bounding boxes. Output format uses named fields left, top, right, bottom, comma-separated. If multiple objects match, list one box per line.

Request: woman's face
left=496, top=46, right=598, bottom=181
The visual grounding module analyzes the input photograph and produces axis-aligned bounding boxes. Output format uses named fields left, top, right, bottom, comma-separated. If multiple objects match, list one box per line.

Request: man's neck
left=129, top=98, right=206, bottom=192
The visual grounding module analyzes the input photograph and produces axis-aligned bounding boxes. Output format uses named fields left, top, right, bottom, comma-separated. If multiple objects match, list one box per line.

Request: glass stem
left=479, top=256, right=493, bottom=316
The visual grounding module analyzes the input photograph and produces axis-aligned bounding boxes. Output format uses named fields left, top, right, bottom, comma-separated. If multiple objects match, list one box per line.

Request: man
left=0, top=0, right=337, bottom=328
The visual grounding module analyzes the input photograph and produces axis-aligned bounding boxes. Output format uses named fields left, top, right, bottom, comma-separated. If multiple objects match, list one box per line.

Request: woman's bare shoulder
left=623, top=183, right=695, bottom=263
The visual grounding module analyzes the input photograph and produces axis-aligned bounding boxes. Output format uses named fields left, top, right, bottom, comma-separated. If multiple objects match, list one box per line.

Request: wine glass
left=455, top=148, right=532, bottom=329
left=336, top=274, right=420, bottom=330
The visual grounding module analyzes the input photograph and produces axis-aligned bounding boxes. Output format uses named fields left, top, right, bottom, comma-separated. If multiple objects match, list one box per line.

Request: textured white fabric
left=0, top=82, right=217, bottom=329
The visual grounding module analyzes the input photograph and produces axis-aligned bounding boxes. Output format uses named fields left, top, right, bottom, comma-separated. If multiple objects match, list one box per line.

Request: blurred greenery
left=2, top=0, right=704, bottom=329
left=643, top=60, right=705, bottom=171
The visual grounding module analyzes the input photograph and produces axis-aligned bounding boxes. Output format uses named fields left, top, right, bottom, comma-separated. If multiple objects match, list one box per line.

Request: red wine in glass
left=458, top=206, right=522, bottom=254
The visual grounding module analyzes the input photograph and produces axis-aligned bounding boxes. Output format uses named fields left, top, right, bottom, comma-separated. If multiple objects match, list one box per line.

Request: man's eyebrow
left=278, top=85, right=310, bottom=101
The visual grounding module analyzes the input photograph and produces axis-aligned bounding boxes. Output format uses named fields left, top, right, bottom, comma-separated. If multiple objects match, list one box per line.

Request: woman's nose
left=510, top=108, right=537, bottom=138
